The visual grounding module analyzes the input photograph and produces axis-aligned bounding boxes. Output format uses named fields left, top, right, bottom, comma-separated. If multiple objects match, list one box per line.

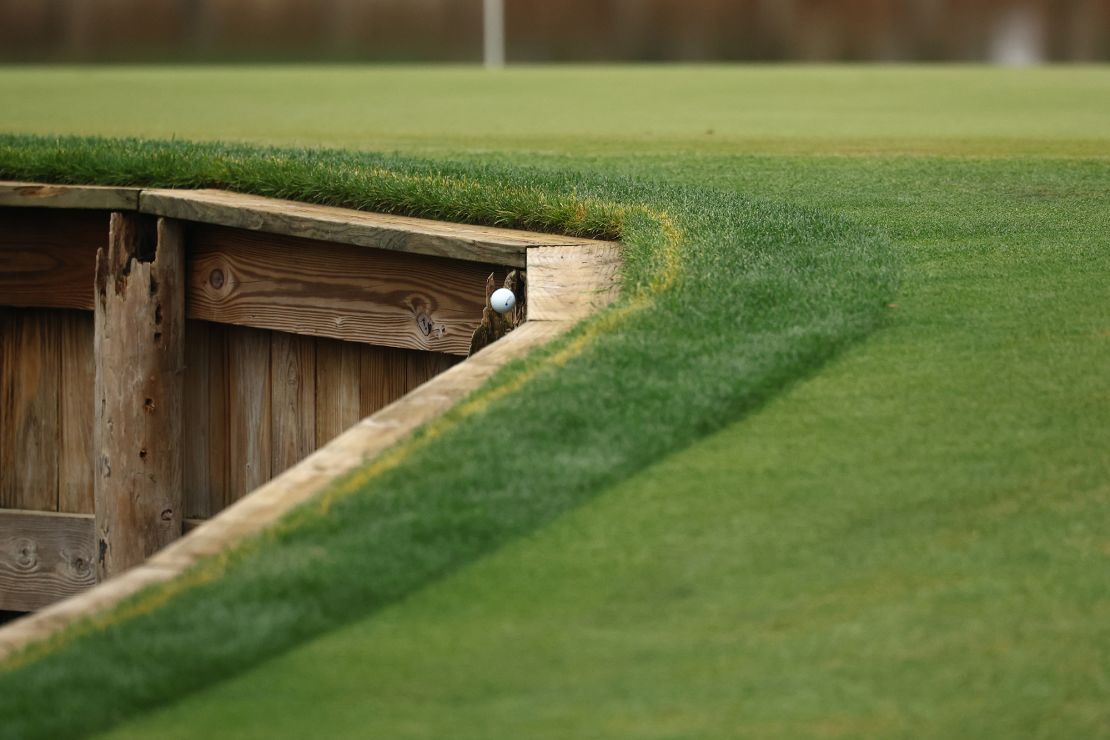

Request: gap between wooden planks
left=0, top=181, right=622, bottom=661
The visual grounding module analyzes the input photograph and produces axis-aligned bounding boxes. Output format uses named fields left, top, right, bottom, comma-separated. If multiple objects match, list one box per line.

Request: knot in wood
left=416, top=312, right=434, bottom=337
left=15, top=539, right=37, bottom=569
left=208, top=268, right=225, bottom=290
left=71, top=557, right=91, bottom=577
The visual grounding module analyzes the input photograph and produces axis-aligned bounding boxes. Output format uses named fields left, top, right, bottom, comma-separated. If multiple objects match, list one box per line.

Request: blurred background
left=0, top=0, right=1107, bottom=64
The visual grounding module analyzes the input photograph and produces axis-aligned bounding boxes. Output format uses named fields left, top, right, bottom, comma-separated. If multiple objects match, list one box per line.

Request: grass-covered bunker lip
left=0, top=134, right=896, bottom=740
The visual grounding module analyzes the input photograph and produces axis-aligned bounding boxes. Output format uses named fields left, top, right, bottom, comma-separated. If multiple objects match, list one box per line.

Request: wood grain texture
left=0, top=195, right=623, bottom=649
left=359, top=345, right=410, bottom=418
left=183, top=320, right=212, bottom=519
left=141, top=189, right=612, bottom=267
left=526, top=243, right=623, bottom=322
left=93, top=215, right=185, bottom=580
left=227, top=325, right=271, bottom=504
left=0, top=317, right=605, bottom=657
left=0, top=182, right=139, bottom=211
left=180, top=323, right=232, bottom=516
left=0, top=510, right=96, bottom=612
left=406, top=350, right=460, bottom=394
left=206, top=323, right=230, bottom=511
left=0, top=309, right=60, bottom=512
left=185, top=224, right=501, bottom=356
left=57, top=312, right=95, bottom=514
left=0, top=208, right=107, bottom=311
left=315, top=338, right=361, bottom=448
left=270, top=332, right=316, bottom=476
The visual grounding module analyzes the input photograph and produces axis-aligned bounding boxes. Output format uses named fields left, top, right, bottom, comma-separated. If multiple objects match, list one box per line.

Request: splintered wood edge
left=0, top=231, right=623, bottom=661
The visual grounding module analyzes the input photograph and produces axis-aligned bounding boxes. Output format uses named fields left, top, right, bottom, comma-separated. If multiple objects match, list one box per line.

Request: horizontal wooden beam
left=141, top=188, right=608, bottom=268
left=0, top=509, right=96, bottom=612
left=0, top=208, right=106, bottom=311
left=0, top=182, right=616, bottom=270
left=187, top=224, right=500, bottom=355
left=0, top=182, right=139, bottom=211
left=0, top=184, right=624, bottom=349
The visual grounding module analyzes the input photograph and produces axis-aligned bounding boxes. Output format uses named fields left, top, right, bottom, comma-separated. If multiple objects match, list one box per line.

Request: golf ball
left=490, top=288, right=516, bottom=314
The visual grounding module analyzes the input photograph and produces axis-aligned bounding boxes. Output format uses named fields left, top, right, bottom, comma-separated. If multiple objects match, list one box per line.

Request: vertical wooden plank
left=227, top=325, right=271, bottom=504
left=183, top=319, right=211, bottom=519
left=58, top=311, right=95, bottom=514
left=271, top=333, right=316, bottom=477
left=315, top=338, right=361, bottom=447
left=406, top=350, right=461, bottom=393
left=206, top=323, right=229, bottom=513
left=0, top=310, right=60, bottom=512
left=358, top=345, right=408, bottom=418
left=0, top=311, right=10, bottom=510
left=0, top=311, right=9, bottom=508
left=93, top=215, right=185, bottom=580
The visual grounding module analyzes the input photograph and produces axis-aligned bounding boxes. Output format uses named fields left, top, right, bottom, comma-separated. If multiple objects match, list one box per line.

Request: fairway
left=0, top=66, right=1107, bottom=738
left=1, top=66, right=1109, bottom=156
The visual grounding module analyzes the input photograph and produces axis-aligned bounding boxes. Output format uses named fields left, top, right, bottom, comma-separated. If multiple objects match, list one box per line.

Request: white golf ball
left=490, top=288, right=517, bottom=314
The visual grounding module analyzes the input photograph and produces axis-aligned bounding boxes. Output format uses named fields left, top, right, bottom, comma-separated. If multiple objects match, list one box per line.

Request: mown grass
left=0, top=134, right=896, bottom=739
left=95, top=152, right=1110, bottom=740
left=0, top=65, right=1107, bottom=739
left=1, top=65, right=1109, bottom=157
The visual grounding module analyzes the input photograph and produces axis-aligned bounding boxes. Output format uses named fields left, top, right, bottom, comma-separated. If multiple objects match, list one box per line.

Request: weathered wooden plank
left=0, top=509, right=96, bottom=612
left=0, top=181, right=139, bottom=211
left=57, top=311, right=95, bottom=514
left=182, top=324, right=231, bottom=517
left=227, top=325, right=271, bottom=504
left=93, top=215, right=186, bottom=580
left=206, top=323, right=230, bottom=512
left=526, top=243, right=623, bottom=322
left=0, top=310, right=60, bottom=512
left=315, top=338, right=361, bottom=447
left=183, top=320, right=212, bottom=519
left=0, top=209, right=106, bottom=311
left=407, top=350, right=460, bottom=393
left=185, top=224, right=501, bottom=356
left=0, top=319, right=596, bottom=659
left=270, top=332, right=316, bottom=476
left=0, top=210, right=624, bottom=657
left=358, top=345, right=409, bottom=418
left=140, top=189, right=613, bottom=267
left=0, top=313, right=9, bottom=510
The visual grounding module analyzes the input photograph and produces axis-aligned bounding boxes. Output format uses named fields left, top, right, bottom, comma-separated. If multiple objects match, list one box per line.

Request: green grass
left=1, top=65, right=1108, bottom=157
left=0, top=66, right=1108, bottom=738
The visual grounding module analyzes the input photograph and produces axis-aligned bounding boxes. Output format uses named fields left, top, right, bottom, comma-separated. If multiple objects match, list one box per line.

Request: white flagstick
left=483, top=0, right=505, bottom=68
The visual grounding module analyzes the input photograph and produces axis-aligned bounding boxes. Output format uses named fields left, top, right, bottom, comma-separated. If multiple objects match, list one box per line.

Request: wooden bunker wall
left=0, top=308, right=458, bottom=519
left=0, top=203, right=504, bottom=611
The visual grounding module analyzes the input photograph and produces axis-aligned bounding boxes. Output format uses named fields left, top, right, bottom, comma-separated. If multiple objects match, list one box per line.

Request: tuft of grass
left=0, top=134, right=897, bottom=740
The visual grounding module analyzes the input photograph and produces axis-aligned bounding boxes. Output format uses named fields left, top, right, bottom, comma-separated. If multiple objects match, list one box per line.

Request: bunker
left=0, top=182, right=620, bottom=623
